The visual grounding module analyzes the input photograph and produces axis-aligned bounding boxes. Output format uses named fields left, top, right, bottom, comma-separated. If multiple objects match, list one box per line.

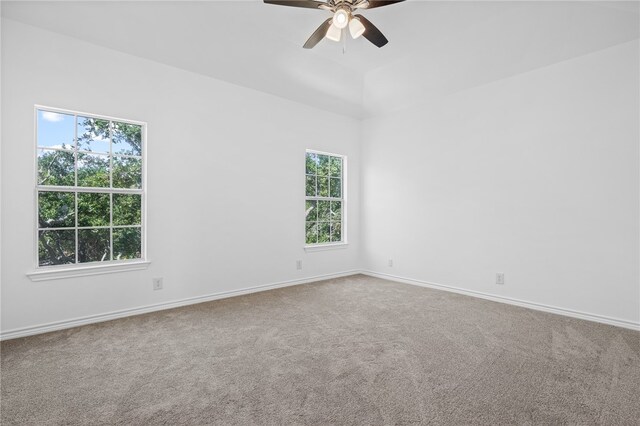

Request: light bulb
left=333, top=9, right=349, bottom=29
left=349, top=17, right=365, bottom=39
left=326, top=23, right=342, bottom=42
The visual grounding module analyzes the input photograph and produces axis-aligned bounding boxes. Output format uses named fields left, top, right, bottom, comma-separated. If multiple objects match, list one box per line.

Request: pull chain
left=342, top=28, right=347, bottom=54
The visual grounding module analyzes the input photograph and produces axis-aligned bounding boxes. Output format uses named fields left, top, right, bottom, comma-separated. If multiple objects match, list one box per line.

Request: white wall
left=2, top=18, right=639, bottom=336
left=362, top=40, right=640, bottom=325
left=0, top=19, right=361, bottom=335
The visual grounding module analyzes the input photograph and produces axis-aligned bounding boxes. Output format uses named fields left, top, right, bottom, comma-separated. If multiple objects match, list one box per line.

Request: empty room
left=1, top=0, right=639, bottom=424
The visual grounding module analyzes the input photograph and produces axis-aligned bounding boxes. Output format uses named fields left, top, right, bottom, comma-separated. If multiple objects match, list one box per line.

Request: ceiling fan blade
left=353, top=14, right=388, bottom=48
left=303, top=18, right=333, bottom=49
left=363, top=0, right=405, bottom=9
left=263, top=0, right=329, bottom=9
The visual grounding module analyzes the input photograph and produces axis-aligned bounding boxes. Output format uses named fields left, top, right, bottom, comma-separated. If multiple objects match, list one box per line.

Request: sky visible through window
left=38, top=110, right=138, bottom=156
left=38, top=110, right=76, bottom=149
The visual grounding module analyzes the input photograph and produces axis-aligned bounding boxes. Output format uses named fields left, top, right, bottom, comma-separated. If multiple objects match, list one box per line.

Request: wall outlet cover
left=153, top=278, right=163, bottom=290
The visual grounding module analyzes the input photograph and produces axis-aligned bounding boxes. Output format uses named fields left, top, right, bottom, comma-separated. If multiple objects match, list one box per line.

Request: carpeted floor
left=1, top=274, right=639, bottom=425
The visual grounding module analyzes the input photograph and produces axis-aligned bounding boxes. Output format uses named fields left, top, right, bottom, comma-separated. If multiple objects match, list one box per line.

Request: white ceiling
left=2, top=1, right=639, bottom=118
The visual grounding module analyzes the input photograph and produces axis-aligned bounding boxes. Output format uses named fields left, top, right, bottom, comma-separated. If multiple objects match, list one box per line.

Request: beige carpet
left=1, top=274, right=639, bottom=425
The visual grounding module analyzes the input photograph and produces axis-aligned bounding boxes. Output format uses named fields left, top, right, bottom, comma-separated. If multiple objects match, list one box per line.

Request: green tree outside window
left=36, top=109, right=144, bottom=266
left=305, top=151, right=344, bottom=245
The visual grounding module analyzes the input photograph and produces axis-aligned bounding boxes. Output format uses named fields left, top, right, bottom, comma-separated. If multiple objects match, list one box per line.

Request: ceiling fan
left=264, top=0, right=405, bottom=49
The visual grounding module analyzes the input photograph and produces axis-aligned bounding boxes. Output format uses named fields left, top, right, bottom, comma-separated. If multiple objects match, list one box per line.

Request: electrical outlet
left=153, top=277, right=163, bottom=291
left=296, top=260, right=302, bottom=270
left=496, top=273, right=505, bottom=285
left=388, top=259, right=393, bottom=267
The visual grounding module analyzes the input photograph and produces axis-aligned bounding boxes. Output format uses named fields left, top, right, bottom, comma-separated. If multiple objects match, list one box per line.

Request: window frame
left=28, top=105, right=149, bottom=280
left=304, top=149, right=347, bottom=251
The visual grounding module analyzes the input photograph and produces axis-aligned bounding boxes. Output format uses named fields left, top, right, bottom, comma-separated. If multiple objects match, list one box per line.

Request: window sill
left=27, top=260, right=151, bottom=282
left=304, top=243, right=349, bottom=252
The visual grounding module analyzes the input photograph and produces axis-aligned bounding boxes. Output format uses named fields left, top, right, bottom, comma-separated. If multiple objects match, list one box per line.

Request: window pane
left=305, top=175, right=317, bottom=197
left=317, top=155, right=330, bottom=176
left=77, top=116, right=110, bottom=153
left=112, top=122, right=142, bottom=156
left=318, top=176, right=329, bottom=197
left=113, top=227, right=141, bottom=260
left=77, top=153, right=110, bottom=187
left=38, top=192, right=75, bottom=228
left=113, top=156, right=142, bottom=189
left=38, top=230, right=75, bottom=266
left=318, top=201, right=330, bottom=222
left=38, top=149, right=75, bottom=186
left=318, top=222, right=330, bottom=243
left=330, top=178, right=341, bottom=198
left=305, top=152, right=318, bottom=175
left=113, top=194, right=141, bottom=226
left=78, top=228, right=110, bottom=263
left=305, top=222, right=318, bottom=244
left=330, top=156, right=342, bottom=177
left=330, top=222, right=342, bottom=242
left=37, top=110, right=75, bottom=150
left=305, top=200, right=317, bottom=221
left=77, top=193, right=110, bottom=227
left=330, top=201, right=342, bottom=222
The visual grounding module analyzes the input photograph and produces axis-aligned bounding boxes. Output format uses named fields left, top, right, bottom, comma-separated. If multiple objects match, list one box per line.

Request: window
left=35, top=107, right=145, bottom=268
left=305, top=150, right=345, bottom=245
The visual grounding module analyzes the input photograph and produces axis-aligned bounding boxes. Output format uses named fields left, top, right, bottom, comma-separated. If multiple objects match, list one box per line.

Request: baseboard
left=3, top=269, right=637, bottom=340
left=361, top=270, right=640, bottom=331
left=0, top=270, right=360, bottom=341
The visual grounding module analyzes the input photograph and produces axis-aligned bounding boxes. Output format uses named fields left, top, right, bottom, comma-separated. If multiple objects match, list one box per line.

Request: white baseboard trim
left=0, top=270, right=360, bottom=341
left=361, top=270, right=640, bottom=331
left=3, top=269, right=637, bottom=340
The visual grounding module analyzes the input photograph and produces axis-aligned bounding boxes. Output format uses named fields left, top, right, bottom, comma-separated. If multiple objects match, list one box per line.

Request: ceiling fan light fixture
left=325, top=23, right=342, bottom=42
left=263, top=0, right=404, bottom=49
left=332, top=9, right=350, bottom=29
left=348, top=17, right=365, bottom=39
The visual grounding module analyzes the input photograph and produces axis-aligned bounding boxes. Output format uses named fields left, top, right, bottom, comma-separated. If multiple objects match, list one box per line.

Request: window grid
left=109, top=122, right=114, bottom=263
left=35, top=107, right=145, bottom=268
left=305, top=150, right=345, bottom=245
